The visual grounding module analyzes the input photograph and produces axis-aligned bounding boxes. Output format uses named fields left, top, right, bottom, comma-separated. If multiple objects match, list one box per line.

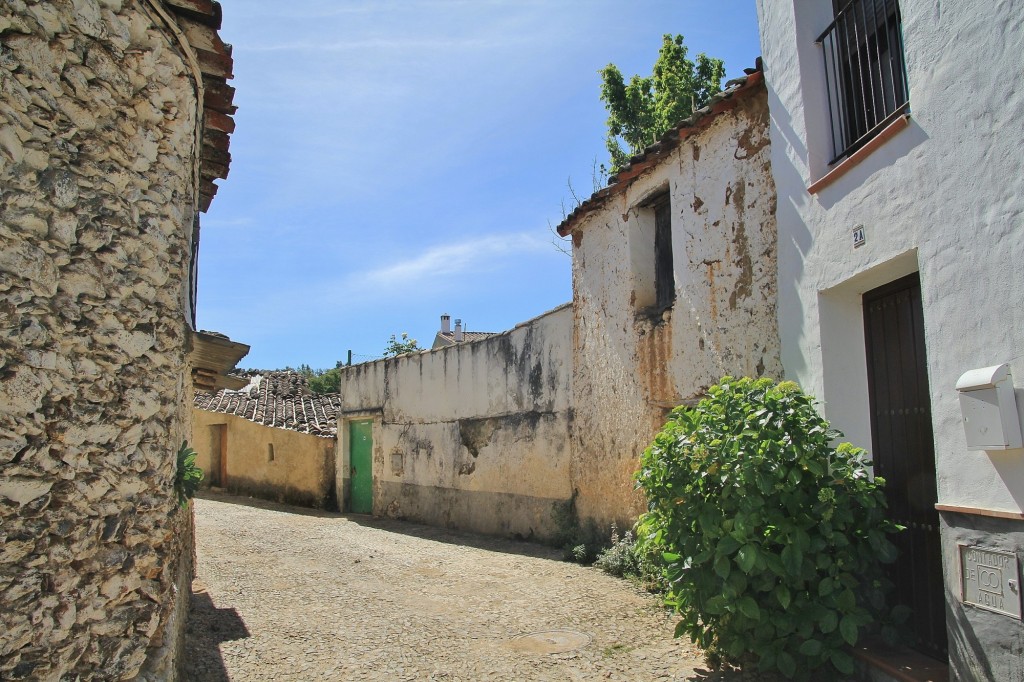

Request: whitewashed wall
left=757, top=1, right=1024, bottom=678
left=337, top=305, right=573, bottom=541
left=567, top=87, right=781, bottom=530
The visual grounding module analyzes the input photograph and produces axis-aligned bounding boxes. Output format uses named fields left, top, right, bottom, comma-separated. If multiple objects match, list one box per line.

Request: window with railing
left=817, top=0, right=909, bottom=164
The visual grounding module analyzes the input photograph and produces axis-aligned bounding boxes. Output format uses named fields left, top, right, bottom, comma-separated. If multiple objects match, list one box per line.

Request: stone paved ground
left=184, top=492, right=744, bottom=681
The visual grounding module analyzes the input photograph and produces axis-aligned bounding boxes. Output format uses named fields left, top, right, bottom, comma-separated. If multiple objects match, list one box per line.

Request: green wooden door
left=349, top=420, right=373, bottom=514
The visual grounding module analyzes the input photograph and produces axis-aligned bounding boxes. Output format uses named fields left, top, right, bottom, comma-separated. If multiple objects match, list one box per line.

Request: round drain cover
left=508, top=629, right=592, bottom=654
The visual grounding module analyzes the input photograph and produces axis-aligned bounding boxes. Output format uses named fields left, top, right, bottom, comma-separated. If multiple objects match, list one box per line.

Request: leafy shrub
left=174, top=440, right=204, bottom=508
left=635, top=377, right=901, bottom=679
left=594, top=524, right=640, bottom=577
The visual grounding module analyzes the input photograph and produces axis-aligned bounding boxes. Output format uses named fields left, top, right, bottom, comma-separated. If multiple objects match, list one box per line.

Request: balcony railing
left=817, top=0, right=909, bottom=164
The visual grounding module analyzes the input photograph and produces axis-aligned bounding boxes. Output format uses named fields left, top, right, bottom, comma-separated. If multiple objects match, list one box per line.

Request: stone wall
left=565, top=83, right=781, bottom=530
left=0, top=1, right=205, bottom=678
left=193, top=409, right=337, bottom=509
left=337, top=305, right=573, bottom=541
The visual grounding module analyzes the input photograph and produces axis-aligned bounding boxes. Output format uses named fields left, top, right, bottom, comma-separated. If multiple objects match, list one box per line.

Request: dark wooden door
left=863, top=273, right=946, bottom=660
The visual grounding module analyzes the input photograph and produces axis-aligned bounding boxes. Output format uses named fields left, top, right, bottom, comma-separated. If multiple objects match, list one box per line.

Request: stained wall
left=337, top=305, right=573, bottom=541
left=566, top=86, right=782, bottom=530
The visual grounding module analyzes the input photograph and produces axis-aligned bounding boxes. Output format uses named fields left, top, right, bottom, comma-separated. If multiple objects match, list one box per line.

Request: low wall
left=192, top=410, right=336, bottom=509
left=338, top=305, right=573, bottom=542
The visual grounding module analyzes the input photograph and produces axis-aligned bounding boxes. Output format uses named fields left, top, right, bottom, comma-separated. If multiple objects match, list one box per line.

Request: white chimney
left=454, top=319, right=463, bottom=342
left=441, top=314, right=451, bottom=334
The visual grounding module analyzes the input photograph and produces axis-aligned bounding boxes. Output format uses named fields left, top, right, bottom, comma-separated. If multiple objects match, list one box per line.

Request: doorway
left=863, top=272, right=946, bottom=659
left=208, top=424, right=227, bottom=487
left=348, top=420, right=373, bottom=514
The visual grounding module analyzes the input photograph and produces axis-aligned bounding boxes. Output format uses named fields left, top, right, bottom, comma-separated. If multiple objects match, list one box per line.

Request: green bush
left=635, top=377, right=901, bottom=679
left=594, top=524, right=640, bottom=578
left=174, top=440, right=204, bottom=508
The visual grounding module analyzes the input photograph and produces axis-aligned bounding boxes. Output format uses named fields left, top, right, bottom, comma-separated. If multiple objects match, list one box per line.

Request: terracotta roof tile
left=432, top=330, right=497, bottom=348
left=194, top=370, right=340, bottom=438
left=162, top=0, right=236, bottom=213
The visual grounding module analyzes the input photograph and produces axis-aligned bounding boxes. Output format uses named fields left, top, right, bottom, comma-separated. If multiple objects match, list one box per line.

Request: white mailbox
left=956, top=364, right=1023, bottom=451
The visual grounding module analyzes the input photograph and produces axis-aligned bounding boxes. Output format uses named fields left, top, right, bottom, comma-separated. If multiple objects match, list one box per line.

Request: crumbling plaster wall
left=0, top=1, right=203, bottom=679
left=192, top=409, right=337, bottom=509
left=568, top=88, right=781, bottom=530
left=337, top=305, right=573, bottom=541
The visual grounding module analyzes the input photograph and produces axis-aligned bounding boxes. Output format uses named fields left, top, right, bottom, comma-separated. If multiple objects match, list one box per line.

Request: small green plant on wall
left=174, top=440, right=204, bottom=508
left=635, top=377, right=903, bottom=680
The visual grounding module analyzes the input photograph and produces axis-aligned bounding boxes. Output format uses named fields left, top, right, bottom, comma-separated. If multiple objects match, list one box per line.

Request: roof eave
left=556, top=68, right=765, bottom=238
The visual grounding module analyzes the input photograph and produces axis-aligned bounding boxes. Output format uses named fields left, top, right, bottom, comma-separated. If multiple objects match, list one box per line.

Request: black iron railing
left=817, top=0, right=909, bottom=164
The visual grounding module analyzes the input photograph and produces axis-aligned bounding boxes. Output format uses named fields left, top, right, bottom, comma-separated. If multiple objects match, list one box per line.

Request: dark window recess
left=654, top=198, right=675, bottom=310
left=818, top=0, right=909, bottom=164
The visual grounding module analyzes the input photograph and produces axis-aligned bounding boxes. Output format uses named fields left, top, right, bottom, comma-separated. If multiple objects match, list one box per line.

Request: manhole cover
left=508, top=629, right=592, bottom=654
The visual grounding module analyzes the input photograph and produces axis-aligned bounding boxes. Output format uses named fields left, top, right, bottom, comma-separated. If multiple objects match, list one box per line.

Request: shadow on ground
left=197, top=490, right=563, bottom=560
left=184, top=587, right=249, bottom=682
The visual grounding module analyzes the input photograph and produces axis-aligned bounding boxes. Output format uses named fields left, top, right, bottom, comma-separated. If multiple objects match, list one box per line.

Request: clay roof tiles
left=194, top=370, right=341, bottom=438
left=162, top=0, right=236, bottom=212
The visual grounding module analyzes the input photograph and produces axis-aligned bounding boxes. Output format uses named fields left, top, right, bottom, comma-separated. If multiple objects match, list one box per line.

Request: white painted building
left=756, top=1, right=1024, bottom=677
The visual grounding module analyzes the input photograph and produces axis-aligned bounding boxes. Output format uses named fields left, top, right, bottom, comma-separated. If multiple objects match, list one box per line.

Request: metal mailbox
left=955, top=364, right=1023, bottom=451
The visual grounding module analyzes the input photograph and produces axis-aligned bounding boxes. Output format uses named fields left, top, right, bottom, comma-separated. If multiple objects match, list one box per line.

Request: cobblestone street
left=185, top=493, right=720, bottom=681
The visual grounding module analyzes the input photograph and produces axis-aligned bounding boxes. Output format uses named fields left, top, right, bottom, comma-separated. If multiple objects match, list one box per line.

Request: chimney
left=441, top=313, right=451, bottom=334
left=454, top=319, right=463, bottom=342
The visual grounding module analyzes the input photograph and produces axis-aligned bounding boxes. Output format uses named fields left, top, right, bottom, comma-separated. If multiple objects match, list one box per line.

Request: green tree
left=383, top=332, right=420, bottom=358
left=307, top=367, right=341, bottom=394
left=600, top=35, right=725, bottom=174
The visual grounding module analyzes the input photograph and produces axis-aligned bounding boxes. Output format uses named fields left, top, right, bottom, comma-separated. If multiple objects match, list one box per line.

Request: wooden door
left=349, top=420, right=373, bottom=514
left=863, top=273, right=946, bottom=659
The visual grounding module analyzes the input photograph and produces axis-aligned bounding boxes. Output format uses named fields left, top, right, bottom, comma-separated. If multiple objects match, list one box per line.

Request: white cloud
left=359, top=232, right=550, bottom=291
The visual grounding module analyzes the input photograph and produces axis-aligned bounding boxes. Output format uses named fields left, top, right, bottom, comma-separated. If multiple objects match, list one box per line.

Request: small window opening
left=630, top=190, right=675, bottom=316
left=267, top=443, right=275, bottom=462
left=653, top=196, right=675, bottom=311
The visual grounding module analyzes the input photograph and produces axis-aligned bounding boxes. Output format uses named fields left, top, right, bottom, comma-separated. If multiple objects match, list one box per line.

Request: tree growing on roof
left=600, top=34, right=725, bottom=174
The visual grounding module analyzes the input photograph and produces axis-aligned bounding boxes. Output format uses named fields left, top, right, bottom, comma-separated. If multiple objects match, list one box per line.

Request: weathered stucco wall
left=568, top=86, right=781, bottom=530
left=0, top=1, right=203, bottom=678
left=757, top=1, right=1024, bottom=677
left=192, top=409, right=336, bottom=509
left=337, top=305, right=573, bottom=541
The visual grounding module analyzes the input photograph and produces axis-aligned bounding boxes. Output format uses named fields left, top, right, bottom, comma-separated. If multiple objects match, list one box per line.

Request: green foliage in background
left=383, top=332, right=420, bottom=358
left=635, top=377, right=903, bottom=679
left=294, top=363, right=342, bottom=394
left=599, top=34, right=726, bottom=174
left=174, top=440, right=204, bottom=508
left=307, top=367, right=341, bottom=394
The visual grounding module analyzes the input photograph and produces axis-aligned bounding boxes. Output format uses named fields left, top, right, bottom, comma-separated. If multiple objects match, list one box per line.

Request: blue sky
left=198, top=0, right=762, bottom=369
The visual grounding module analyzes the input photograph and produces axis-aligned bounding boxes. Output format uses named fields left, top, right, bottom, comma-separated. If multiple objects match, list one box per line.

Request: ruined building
left=0, top=0, right=236, bottom=678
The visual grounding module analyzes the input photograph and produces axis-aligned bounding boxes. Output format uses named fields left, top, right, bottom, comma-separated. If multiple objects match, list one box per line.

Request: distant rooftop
left=431, top=314, right=496, bottom=349
left=194, top=370, right=340, bottom=438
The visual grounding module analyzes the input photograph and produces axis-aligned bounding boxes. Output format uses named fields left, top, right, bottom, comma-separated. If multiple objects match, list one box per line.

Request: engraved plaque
left=959, top=545, right=1022, bottom=618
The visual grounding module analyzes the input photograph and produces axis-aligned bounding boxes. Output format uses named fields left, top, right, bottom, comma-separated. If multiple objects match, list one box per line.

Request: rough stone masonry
left=0, top=1, right=211, bottom=678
